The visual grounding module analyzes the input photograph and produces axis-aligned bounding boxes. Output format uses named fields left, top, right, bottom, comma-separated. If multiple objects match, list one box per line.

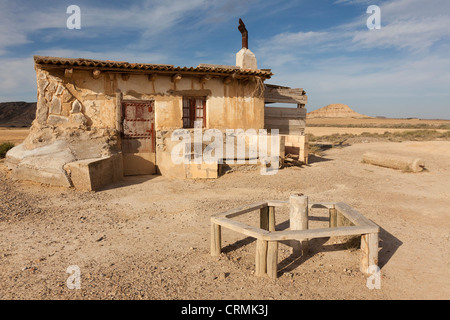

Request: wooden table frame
left=210, top=196, right=379, bottom=279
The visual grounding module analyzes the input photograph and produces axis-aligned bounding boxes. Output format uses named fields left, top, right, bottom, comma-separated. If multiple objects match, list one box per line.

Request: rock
left=307, top=104, right=369, bottom=119
left=71, top=100, right=82, bottom=113
left=5, top=141, right=75, bottom=187
left=35, top=99, right=49, bottom=124
left=49, top=96, right=62, bottom=115
left=47, top=115, right=68, bottom=126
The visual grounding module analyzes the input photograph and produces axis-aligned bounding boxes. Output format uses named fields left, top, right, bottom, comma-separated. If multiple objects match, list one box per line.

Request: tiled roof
left=34, top=56, right=273, bottom=79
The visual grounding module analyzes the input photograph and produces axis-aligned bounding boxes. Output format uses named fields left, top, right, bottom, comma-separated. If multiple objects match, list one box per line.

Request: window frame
left=182, top=96, right=206, bottom=128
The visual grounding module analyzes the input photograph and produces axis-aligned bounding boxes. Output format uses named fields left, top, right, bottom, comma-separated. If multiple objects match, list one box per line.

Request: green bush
left=0, top=142, right=15, bottom=158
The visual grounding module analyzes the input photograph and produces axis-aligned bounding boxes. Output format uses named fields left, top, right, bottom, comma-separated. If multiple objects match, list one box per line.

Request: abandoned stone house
left=6, top=26, right=308, bottom=191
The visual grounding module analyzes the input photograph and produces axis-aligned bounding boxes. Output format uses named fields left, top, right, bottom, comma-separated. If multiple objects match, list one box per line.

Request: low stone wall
left=64, top=154, right=123, bottom=191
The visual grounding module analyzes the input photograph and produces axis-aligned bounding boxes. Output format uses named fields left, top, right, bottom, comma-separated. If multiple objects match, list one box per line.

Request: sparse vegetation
left=0, top=142, right=14, bottom=158
left=308, top=130, right=450, bottom=144
left=307, top=130, right=450, bottom=155
left=307, top=123, right=450, bottom=130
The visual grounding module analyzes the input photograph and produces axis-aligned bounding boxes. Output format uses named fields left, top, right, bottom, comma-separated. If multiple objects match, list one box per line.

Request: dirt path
left=1, top=141, right=449, bottom=300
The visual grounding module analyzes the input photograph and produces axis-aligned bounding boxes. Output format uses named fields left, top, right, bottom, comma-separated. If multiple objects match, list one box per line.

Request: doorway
left=122, top=100, right=156, bottom=175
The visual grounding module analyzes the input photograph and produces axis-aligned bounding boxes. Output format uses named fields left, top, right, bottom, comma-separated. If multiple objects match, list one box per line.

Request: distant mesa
left=307, top=104, right=370, bottom=119
left=0, top=102, right=36, bottom=127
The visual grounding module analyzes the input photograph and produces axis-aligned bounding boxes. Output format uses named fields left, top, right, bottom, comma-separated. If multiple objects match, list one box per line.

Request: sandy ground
left=1, top=139, right=449, bottom=300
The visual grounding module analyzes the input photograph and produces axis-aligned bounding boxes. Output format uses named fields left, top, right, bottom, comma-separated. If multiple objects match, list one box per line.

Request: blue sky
left=0, top=0, right=449, bottom=119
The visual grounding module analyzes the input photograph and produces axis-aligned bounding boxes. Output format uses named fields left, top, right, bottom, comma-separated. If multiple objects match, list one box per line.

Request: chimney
left=236, top=18, right=257, bottom=70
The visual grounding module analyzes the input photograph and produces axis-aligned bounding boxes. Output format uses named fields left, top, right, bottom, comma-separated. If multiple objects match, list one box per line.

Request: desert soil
left=1, top=136, right=449, bottom=300
left=0, top=128, right=30, bottom=145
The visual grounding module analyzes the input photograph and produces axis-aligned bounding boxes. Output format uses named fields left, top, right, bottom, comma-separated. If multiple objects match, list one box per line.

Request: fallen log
left=362, top=152, right=425, bottom=172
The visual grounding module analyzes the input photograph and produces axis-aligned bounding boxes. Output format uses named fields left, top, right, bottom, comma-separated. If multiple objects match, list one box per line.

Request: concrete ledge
left=64, top=153, right=123, bottom=191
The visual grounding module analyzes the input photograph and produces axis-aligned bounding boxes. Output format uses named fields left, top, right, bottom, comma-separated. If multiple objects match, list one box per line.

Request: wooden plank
left=264, top=125, right=305, bottom=135
left=309, top=202, right=336, bottom=209
left=211, top=217, right=269, bottom=239
left=264, top=119, right=306, bottom=127
left=212, top=201, right=268, bottom=219
left=264, top=107, right=307, bottom=118
left=267, top=200, right=288, bottom=207
left=264, top=86, right=307, bottom=104
left=266, top=201, right=336, bottom=209
left=263, top=225, right=378, bottom=241
left=335, top=202, right=379, bottom=229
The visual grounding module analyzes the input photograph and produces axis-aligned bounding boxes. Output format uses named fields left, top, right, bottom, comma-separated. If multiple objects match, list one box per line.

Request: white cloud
left=257, top=0, right=450, bottom=118
left=0, top=56, right=36, bottom=102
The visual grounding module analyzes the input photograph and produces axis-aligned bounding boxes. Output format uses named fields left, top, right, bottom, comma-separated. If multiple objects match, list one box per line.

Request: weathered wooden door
left=122, top=100, right=156, bottom=175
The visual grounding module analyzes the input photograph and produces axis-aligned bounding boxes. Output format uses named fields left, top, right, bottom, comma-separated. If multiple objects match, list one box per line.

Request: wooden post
left=260, top=207, right=269, bottom=231
left=336, top=208, right=358, bottom=244
left=329, top=207, right=337, bottom=228
left=268, top=206, right=276, bottom=232
left=115, top=91, right=122, bottom=130
left=289, top=194, right=309, bottom=255
left=267, top=241, right=278, bottom=279
left=211, top=223, right=221, bottom=257
left=360, top=233, right=379, bottom=274
left=255, top=239, right=268, bottom=276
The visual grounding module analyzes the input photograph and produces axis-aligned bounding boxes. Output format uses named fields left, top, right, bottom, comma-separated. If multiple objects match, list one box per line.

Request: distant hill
left=307, top=104, right=370, bottom=119
left=0, top=102, right=36, bottom=127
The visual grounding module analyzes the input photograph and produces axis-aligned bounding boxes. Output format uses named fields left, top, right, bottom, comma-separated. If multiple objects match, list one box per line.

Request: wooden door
left=122, top=100, right=156, bottom=175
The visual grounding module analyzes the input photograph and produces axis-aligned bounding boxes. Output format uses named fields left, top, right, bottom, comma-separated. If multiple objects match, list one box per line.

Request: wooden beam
left=64, top=68, right=73, bottom=79
left=92, top=69, right=101, bottom=79
left=199, top=74, right=211, bottom=84
left=171, top=73, right=182, bottom=83
left=263, top=225, right=378, bottom=241
left=211, top=216, right=269, bottom=239
left=264, top=85, right=307, bottom=104
left=264, top=107, right=307, bottom=118
left=212, top=202, right=268, bottom=219
left=335, top=202, right=379, bottom=230
left=37, top=64, right=272, bottom=80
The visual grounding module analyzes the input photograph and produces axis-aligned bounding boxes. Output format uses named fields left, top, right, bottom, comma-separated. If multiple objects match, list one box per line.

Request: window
left=183, top=97, right=206, bottom=128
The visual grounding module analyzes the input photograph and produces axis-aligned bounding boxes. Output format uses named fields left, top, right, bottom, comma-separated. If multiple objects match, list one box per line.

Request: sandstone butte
left=307, top=104, right=370, bottom=119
